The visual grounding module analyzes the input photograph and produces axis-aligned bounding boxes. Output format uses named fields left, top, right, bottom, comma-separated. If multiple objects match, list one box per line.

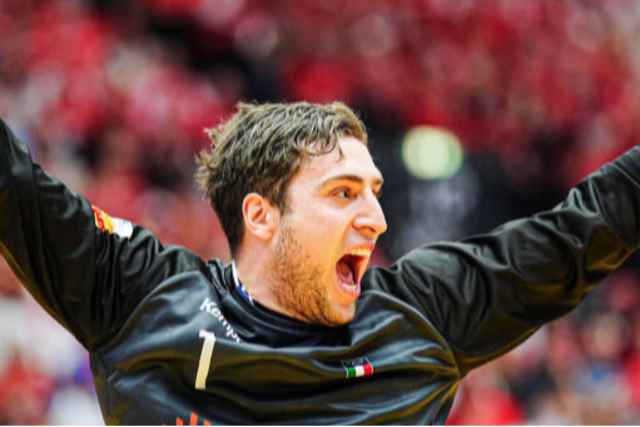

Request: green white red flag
left=342, top=357, right=374, bottom=378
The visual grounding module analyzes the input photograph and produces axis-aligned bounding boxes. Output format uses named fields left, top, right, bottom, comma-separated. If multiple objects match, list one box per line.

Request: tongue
left=336, top=258, right=354, bottom=284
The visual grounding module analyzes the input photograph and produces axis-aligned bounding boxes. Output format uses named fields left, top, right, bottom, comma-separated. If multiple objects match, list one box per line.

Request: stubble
left=270, top=222, right=341, bottom=326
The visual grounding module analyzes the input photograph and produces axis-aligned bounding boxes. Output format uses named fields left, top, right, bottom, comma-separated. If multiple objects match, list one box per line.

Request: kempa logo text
left=199, top=298, right=241, bottom=343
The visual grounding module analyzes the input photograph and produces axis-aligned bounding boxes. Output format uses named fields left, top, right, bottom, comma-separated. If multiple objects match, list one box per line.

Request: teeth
left=347, top=248, right=372, bottom=257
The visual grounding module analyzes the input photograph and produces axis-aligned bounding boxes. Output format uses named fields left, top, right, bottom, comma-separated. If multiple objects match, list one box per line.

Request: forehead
left=296, top=136, right=383, bottom=185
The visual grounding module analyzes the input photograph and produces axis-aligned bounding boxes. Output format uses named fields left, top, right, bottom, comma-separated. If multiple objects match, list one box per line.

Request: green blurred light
left=401, top=126, right=464, bottom=180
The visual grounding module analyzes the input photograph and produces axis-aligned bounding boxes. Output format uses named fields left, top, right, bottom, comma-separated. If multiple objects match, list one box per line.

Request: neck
left=235, top=249, right=308, bottom=322
left=235, top=250, right=279, bottom=309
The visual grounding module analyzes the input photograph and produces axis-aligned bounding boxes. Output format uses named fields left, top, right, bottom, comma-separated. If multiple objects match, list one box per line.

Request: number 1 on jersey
left=195, top=330, right=216, bottom=390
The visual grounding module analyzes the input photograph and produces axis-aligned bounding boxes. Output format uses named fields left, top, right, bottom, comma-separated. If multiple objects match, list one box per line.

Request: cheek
left=284, top=199, right=353, bottom=268
left=308, top=222, right=346, bottom=259
left=288, top=205, right=348, bottom=241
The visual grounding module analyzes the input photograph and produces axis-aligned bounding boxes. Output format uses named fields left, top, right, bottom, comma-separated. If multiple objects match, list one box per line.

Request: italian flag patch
left=342, top=357, right=374, bottom=379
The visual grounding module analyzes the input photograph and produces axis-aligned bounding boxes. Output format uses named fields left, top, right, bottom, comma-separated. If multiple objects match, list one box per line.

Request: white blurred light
left=401, top=126, right=464, bottom=179
left=48, top=387, right=104, bottom=425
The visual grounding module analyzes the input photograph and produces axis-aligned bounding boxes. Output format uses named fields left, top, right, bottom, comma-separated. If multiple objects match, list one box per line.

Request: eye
left=373, top=188, right=383, bottom=199
left=333, top=188, right=355, bottom=200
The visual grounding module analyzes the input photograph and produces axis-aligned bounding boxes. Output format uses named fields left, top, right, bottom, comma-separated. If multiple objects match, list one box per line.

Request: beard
left=269, top=220, right=345, bottom=326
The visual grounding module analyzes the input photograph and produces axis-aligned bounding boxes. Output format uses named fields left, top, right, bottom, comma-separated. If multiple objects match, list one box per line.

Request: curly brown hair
left=196, top=101, right=368, bottom=256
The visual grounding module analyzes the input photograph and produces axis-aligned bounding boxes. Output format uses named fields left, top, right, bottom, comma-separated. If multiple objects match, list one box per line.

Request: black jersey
left=2, top=118, right=640, bottom=425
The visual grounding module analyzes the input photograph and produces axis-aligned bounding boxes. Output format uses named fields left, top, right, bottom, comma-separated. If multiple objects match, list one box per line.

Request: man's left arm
left=368, top=144, right=640, bottom=376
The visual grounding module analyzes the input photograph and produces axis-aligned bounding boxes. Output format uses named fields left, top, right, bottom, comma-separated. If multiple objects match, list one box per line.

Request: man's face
left=269, top=136, right=387, bottom=326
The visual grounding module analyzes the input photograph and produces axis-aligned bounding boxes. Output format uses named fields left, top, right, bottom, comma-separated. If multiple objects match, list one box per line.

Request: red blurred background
left=2, top=0, right=640, bottom=423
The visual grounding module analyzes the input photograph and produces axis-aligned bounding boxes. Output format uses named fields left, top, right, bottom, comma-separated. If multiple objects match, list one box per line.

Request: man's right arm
left=0, top=119, right=204, bottom=351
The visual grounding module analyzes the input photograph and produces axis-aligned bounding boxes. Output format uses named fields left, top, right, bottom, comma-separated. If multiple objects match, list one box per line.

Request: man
left=1, top=101, right=639, bottom=424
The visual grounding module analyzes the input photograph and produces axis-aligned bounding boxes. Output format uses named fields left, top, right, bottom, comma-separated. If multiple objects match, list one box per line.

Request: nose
left=353, top=190, right=388, bottom=238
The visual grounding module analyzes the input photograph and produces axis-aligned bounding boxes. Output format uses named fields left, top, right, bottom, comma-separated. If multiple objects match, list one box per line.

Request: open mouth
left=336, top=246, right=373, bottom=295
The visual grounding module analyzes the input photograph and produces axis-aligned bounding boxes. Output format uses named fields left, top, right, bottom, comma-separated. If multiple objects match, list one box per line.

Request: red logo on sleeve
left=91, top=205, right=133, bottom=238
left=91, top=205, right=115, bottom=233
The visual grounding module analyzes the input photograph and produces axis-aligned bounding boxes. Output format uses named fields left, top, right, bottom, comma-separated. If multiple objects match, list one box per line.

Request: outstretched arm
left=0, top=119, right=204, bottom=351
left=368, top=144, right=640, bottom=376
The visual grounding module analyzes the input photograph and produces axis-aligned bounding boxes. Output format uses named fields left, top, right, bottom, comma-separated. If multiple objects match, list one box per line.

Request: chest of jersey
left=92, top=271, right=460, bottom=424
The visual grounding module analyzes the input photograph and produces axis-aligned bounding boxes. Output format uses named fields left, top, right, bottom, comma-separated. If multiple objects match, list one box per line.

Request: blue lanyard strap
left=231, top=260, right=254, bottom=305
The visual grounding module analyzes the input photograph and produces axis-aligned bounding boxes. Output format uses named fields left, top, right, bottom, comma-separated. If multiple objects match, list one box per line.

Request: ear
left=242, top=193, right=279, bottom=242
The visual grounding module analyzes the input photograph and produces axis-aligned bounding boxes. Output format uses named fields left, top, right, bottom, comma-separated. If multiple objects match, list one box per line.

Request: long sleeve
left=367, top=144, right=640, bottom=376
left=0, top=119, right=205, bottom=351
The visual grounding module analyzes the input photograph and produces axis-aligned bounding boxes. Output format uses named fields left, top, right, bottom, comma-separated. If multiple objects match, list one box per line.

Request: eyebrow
left=320, top=174, right=384, bottom=188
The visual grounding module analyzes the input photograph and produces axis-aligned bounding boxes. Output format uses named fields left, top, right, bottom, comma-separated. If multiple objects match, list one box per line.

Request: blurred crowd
left=448, top=269, right=640, bottom=424
left=2, top=0, right=640, bottom=423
